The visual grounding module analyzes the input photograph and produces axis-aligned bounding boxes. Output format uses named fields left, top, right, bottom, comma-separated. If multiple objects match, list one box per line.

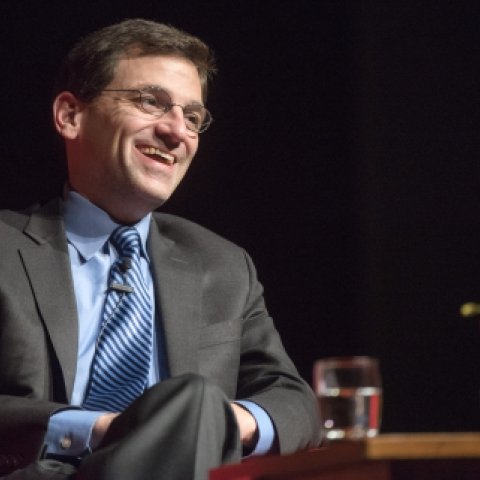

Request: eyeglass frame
left=101, top=86, right=213, bottom=133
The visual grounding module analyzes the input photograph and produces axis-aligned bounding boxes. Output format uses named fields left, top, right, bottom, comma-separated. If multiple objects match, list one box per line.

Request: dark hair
left=54, top=19, right=216, bottom=102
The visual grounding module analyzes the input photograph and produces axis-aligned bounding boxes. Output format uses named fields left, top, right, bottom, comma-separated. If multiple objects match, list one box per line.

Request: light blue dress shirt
left=45, top=191, right=273, bottom=457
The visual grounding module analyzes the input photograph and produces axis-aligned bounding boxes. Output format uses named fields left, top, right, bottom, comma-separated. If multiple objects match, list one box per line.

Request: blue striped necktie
left=83, top=226, right=153, bottom=412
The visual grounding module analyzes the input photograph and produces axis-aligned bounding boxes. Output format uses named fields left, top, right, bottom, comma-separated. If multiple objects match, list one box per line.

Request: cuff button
left=60, top=436, right=72, bottom=450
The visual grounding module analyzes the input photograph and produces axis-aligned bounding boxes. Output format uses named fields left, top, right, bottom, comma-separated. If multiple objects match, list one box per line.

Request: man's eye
left=184, top=110, right=203, bottom=127
left=140, top=94, right=160, bottom=109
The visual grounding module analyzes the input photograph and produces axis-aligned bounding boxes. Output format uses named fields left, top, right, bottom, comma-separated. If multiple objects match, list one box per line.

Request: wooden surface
left=209, top=433, right=480, bottom=480
left=367, top=432, right=480, bottom=459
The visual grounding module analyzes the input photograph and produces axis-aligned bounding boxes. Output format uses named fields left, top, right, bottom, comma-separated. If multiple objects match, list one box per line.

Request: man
left=0, top=19, right=320, bottom=480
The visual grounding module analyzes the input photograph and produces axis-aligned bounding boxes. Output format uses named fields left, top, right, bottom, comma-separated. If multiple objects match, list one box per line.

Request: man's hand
left=230, top=403, right=258, bottom=449
left=90, top=412, right=120, bottom=449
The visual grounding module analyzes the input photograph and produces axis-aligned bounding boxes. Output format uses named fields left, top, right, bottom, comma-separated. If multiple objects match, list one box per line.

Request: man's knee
left=79, top=374, right=240, bottom=480
left=114, top=373, right=230, bottom=428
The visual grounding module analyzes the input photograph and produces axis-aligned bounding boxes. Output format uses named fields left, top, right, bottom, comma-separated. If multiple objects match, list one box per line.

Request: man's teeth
left=139, top=147, right=175, bottom=164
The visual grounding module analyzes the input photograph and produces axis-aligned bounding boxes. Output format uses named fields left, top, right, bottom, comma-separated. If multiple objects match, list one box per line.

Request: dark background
left=1, top=1, right=479, bottom=433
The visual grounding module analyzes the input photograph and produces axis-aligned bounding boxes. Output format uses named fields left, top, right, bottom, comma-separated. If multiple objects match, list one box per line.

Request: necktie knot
left=110, top=226, right=141, bottom=261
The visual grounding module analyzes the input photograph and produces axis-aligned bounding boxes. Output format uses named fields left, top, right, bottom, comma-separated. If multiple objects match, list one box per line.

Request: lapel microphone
left=110, top=257, right=134, bottom=293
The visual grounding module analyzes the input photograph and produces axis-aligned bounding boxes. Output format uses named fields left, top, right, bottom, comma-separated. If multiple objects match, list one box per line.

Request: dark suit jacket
left=0, top=199, right=320, bottom=474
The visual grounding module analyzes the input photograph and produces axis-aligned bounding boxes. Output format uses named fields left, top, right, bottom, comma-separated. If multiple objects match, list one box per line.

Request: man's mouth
left=138, top=146, right=175, bottom=165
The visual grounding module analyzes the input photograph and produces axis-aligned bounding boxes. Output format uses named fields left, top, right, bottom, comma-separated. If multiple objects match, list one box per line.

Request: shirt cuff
left=45, top=409, right=106, bottom=457
left=235, top=400, right=275, bottom=456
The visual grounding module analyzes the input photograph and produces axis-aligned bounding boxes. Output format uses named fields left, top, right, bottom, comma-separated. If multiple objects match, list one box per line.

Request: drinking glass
left=313, top=356, right=382, bottom=440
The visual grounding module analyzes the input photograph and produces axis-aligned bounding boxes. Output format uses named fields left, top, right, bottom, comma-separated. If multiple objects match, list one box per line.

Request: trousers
left=3, top=374, right=242, bottom=480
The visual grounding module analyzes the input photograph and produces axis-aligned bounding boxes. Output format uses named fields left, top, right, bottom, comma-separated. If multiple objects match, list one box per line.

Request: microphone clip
left=110, top=282, right=134, bottom=294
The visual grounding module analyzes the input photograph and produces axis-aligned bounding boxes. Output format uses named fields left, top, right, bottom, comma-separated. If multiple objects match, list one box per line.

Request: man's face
left=61, top=55, right=203, bottom=222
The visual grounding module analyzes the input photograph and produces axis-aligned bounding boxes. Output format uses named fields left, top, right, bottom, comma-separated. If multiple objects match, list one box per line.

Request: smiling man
left=56, top=54, right=201, bottom=223
left=0, top=19, right=320, bottom=480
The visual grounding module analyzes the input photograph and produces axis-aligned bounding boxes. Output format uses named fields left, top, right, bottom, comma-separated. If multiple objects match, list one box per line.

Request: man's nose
left=154, top=105, right=189, bottom=142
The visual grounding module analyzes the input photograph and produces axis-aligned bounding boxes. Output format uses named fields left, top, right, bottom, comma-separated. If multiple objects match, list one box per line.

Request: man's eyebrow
left=140, top=84, right=165, bottom=90
left=124, top=83, right=163, bottom=92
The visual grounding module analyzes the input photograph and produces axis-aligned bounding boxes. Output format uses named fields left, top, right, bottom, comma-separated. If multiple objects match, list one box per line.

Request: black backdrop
left=1, top=1, right=479, bottom=433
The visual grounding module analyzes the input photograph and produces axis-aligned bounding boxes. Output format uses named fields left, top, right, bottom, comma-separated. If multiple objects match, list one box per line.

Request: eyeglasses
left=102, top=86, right=213, bottom=133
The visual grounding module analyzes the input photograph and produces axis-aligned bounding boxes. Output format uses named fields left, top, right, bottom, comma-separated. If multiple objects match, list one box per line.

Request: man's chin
left=138, top=188, right=173, bottom=211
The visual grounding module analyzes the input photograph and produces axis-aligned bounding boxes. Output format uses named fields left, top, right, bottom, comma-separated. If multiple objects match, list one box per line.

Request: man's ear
left=53, top=91, right=84, bottom=139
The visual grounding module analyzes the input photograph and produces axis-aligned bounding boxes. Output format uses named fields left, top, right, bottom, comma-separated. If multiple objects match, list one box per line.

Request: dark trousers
left=4, top=374, right=242, bottom=480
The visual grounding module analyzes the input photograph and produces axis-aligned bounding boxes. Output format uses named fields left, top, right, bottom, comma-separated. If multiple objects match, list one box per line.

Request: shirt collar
left=63, top=190, right=151, bottom=262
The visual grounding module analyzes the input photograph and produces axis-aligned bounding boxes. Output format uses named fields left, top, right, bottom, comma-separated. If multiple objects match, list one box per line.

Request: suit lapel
left=20, top=199, right=78, bottom=401
left=148, top=217, right=201, bottom=377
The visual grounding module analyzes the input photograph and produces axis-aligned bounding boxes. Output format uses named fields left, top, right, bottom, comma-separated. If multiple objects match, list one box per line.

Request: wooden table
left=210, top=433, right=480, bottom=480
